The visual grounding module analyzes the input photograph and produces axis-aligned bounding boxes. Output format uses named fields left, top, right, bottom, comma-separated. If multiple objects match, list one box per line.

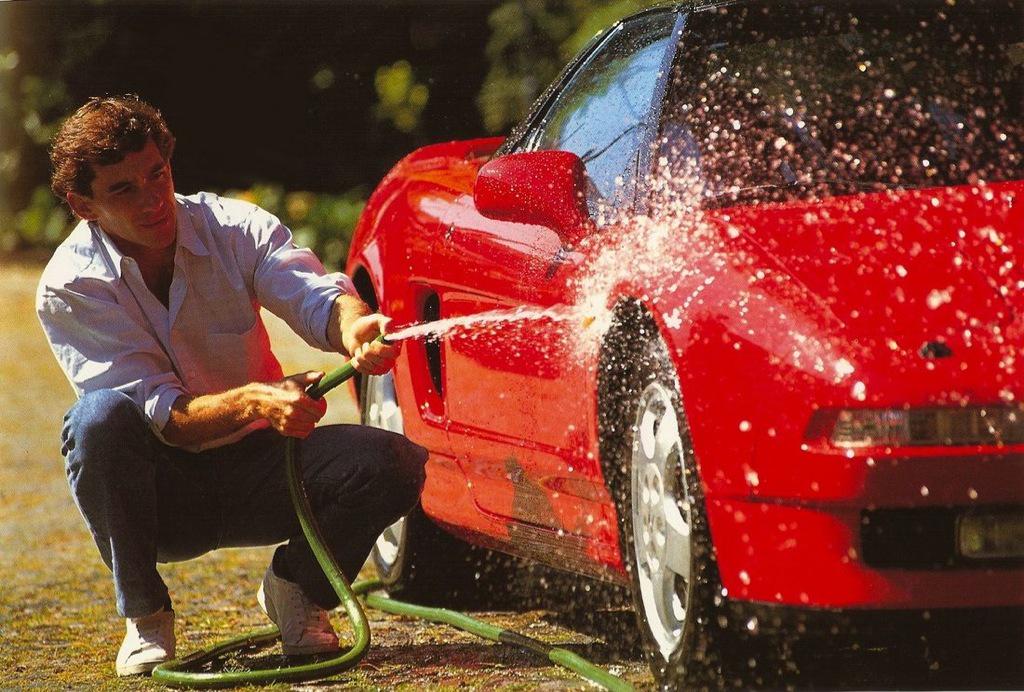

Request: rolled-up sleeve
left=242, top=206, right=355, bottom=352
left=37, top=288, right=188, bottom=436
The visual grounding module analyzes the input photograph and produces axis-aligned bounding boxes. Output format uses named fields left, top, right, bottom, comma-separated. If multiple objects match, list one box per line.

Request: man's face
left=67, top=138, right=177, bottom=253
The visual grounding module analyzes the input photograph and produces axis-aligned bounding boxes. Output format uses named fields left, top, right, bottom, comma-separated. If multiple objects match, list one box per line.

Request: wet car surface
left=347, top=1, right=1024, bottom=686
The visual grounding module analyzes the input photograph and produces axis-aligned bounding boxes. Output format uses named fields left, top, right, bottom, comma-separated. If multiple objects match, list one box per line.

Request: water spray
left=151, top=327, right=631, bottom=690
left=383, top=305, right=603, bottom=343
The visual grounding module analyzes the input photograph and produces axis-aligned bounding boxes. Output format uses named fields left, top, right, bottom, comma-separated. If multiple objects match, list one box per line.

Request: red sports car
left=346, top=0, right=1023, bottom=686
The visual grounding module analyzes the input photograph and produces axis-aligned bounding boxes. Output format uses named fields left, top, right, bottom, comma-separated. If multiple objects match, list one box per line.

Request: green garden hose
left=151, top=335, right=632, bottom=691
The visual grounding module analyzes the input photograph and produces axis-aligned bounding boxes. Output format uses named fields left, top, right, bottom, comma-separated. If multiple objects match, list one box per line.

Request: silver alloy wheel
left=630, top=381, right=694, bottom=662
left=365, top=372, right=407, bottom=571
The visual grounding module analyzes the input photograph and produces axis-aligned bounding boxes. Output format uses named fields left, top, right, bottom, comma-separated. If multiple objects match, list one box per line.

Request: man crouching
left=37, top=94, right=427, bottom=676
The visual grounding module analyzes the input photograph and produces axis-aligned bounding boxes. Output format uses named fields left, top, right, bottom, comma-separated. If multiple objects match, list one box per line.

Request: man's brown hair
left=50, top=94, right=176, bottom=201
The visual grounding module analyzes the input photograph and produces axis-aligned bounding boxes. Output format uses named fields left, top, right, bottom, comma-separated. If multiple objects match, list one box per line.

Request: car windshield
left=658, top=1, right=1024, bottom=210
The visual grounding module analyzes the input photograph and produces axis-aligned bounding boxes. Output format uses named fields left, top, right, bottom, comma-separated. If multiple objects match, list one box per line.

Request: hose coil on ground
left=152, top=336, right=632, bottom=690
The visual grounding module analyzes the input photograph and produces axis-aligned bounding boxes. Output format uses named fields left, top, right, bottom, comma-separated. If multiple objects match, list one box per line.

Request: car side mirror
left=473, top=150, right=595, bottom=246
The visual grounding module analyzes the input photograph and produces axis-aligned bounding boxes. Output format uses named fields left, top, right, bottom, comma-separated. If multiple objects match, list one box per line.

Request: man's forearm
left=162, top=372, right=327, bottom=448
left=328, top=294, right=372, bottom=355
left=162, top=386, right=262, bottom=448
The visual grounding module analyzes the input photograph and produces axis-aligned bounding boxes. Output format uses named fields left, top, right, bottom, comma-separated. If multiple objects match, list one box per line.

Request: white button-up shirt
left=36, top=192, right=355, bottom=449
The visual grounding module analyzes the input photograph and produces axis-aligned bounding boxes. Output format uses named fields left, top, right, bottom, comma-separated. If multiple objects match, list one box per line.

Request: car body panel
left=349, top=137, right=1024, bottom=606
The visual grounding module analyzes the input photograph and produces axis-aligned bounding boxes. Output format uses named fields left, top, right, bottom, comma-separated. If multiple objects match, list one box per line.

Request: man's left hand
left=343, top=312, right=401, bottom=375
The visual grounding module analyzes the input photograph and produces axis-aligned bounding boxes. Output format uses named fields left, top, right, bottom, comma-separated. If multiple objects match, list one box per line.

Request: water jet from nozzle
left=382, top=305, right=606, bottom=346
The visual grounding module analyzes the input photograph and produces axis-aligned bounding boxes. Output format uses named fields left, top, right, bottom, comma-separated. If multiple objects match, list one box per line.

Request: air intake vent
left=422, top=293, right=443, bottom=395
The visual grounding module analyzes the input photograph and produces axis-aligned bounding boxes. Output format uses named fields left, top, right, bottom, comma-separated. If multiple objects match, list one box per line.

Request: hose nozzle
left=307, top=333, right=389, bottom=400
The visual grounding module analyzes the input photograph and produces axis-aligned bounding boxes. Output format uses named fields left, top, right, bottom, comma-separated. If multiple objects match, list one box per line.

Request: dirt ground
left=0, top=257, right=652, bottom=690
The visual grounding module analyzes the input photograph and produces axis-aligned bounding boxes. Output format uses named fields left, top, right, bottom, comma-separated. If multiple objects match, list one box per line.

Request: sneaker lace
left=128, top=611, right=171, bottom=646
left=286, top=589, right=331, bottom=633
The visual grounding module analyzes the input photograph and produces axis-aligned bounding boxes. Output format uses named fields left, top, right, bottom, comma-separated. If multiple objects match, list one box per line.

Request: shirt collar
left=174, top=194, right=210, bottom=258
left=89, top=195, right=209, bottom=278
left=90, top=222, right=128, bottom=280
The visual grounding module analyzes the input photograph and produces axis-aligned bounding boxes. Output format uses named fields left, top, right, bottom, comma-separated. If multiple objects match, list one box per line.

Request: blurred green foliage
left=4, top=185, right=72, bottom=253
left=373, top=60, right=430, bottom=134
left=1, top=182, right=364, bottom=271
left=477, top=0, right=661, bottom=133
left=224, top=185, right=367, bottom=271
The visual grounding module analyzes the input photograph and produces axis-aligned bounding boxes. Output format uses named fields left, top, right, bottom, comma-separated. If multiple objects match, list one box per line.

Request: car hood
left=706, top=181, right=1022, bottom=348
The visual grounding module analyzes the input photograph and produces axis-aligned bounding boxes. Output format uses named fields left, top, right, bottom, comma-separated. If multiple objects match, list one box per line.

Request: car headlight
left=808, top=406, right=1024, bottom=449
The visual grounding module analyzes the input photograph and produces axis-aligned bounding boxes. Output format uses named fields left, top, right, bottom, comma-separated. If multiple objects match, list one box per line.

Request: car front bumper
left=707, top=495, right=1024, bottom=608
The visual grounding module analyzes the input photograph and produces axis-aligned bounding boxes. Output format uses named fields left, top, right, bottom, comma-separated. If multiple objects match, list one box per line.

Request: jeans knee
left=62, top=390, right=149, bottom=472
left=385, top=435, right=427, bottom=513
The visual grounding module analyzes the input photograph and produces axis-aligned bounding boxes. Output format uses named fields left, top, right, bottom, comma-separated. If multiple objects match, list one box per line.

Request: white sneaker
left=115, top=607, right=175, bottom=676
left=257, top=564, right=339, bottom=656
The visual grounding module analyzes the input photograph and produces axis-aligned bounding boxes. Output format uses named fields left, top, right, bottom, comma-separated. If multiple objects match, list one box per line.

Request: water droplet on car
left=745, top=468, right=760, bottom=487
left=926, top=287, right=953, bottom=309
left=852, top=381, right=866, bottom=401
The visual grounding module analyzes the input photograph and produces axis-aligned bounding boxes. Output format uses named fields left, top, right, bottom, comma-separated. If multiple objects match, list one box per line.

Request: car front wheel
left=599, top=312, right=727, bottom=688
left=630, top=379, right=700, bottom=667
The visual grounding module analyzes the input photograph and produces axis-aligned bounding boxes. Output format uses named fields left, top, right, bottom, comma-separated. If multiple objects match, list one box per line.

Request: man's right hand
left=251, top=371, right=328, bottom=439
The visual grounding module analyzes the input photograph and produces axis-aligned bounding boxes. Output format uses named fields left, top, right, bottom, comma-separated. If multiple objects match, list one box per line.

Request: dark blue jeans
left=61, top=389, right=427, bottom=618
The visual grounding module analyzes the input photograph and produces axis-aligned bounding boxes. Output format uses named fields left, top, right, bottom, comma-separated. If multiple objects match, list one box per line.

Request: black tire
left=598, top=303, right=729, bottom=689
left=371, top=502, right=513, bottom=608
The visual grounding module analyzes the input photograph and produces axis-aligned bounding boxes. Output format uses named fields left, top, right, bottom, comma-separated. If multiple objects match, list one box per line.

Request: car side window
left=525, top=12, right=679, bottom=220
